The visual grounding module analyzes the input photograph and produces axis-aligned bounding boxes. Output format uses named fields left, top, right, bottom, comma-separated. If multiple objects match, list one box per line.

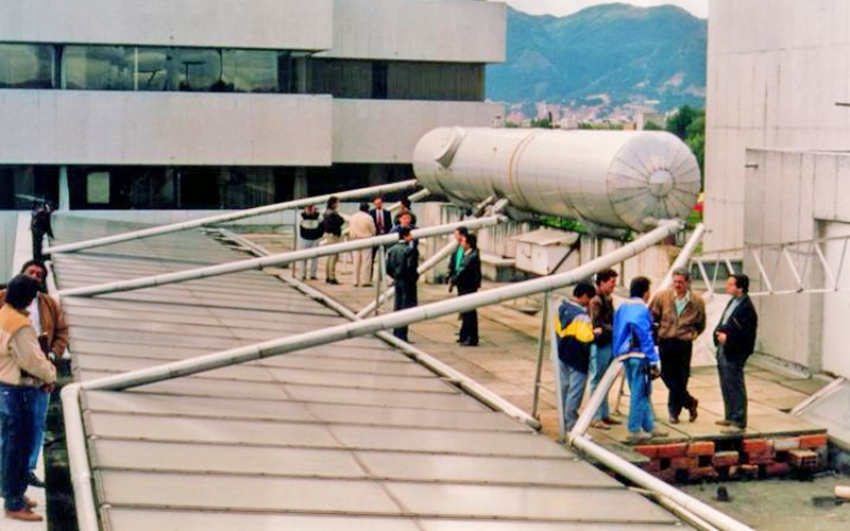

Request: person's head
left=373, top=196, right=384, bottom=209
left=573, top=281, right=597, bottom=307
left=630, top=276, right=652, bottom=302
left=454, top=226, right=469, bottom=243
left=595, top=268, right=618, bottom=296
left=726, top=274, right=749, bottom=297
left=20, top=260, right=47, bottom=288
left=461, top=233, right=477, bottom=251
left=359, top=201, right=370, bottom=213
left=327, top=196, right=339, bottom=210
left=304, top=204, right=316, bottom=213
left=672, top=268, right=690, bottom=297
left=401, top=198, right=412, bottom=210
left=398, top=227, right=413, bottom=242
left=398, top=211, right=412, bottom=227
left=4, top=275, right=41, bottom=311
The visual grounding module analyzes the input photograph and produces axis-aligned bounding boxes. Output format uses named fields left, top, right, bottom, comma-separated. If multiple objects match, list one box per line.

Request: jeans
left=23, top=387, right=49, bottom=472
left=558, top=360, right=588, bottom=434
left=624, top=357, right=654, bottom=434
left=717, top=348, right=748, bottom=428
left=0, top=384, right=34, bottom=511
left=297, top=237, right=320, bottom=279
left=588, top=344, right=613, bottom=421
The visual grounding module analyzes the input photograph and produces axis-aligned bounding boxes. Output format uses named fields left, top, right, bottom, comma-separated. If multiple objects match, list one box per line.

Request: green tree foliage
left=643, top=121, right=664, bottom=131
left=667, top=106, right=705, bottom=188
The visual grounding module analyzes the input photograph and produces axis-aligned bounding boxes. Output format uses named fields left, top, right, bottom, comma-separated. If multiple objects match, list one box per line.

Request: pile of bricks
left=634, top=433, right=828, bottom=484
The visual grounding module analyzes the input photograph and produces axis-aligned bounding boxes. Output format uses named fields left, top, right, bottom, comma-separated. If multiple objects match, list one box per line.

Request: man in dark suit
left=714, top=273, right=758, bottom=434
left=448, top=233, right=482, bottom=346
left=370, top=196, right=392, bottom=236
left=385, top=228, right=419, bottom=342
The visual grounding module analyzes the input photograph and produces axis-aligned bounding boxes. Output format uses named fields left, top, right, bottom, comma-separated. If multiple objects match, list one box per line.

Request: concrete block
left=788, top=449, right=819, bottom=469
left=773, top=437, right=801, bottom=451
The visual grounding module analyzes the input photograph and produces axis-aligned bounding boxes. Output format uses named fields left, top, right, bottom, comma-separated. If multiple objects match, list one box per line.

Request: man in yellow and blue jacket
left=555, top=281, right=597, bottom=433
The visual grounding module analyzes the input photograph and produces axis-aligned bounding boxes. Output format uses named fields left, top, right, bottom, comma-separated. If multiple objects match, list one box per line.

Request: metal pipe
left=58, top=217, right=503, bottom=298
left=530, top=291, right=551, bottom=419
left=62, top=220, right=680, bottom=531
left=46, top=180, right=420, bottom=254
left=356, top=197, right=505, bottom=318
left=656, top=223, right=705, bottom=293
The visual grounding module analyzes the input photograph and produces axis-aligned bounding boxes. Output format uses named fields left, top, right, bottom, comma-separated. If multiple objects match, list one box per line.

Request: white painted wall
left=821, top=220, right=850, bottom=378
left=0, top=0, right=333, bottom=50
left=705, top=0, right=850, bottom=252
left=0, top=90, right=333, bottom=166
left=319, top=0, right=506, bottom=63
left=332, top=99, right=503, bottom=163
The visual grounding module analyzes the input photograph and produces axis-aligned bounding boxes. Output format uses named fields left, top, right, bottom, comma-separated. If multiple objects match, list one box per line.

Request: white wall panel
left=319, top=0, right=506, bottom=63
left=0, top=0, right=332, bottom=50
left=332, top=99, right=502, bottom=163
left=0, top=90, right=333, bottom=166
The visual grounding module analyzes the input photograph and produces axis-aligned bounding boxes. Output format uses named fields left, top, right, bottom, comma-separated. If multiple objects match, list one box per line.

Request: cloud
left=503, top=0, right=709, bottom=19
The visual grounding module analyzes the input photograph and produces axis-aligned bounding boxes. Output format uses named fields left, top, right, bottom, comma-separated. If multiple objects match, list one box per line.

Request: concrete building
left=707, top=1, right=850, bottom=379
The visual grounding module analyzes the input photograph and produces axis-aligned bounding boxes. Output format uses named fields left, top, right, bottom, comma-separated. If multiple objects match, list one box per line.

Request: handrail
left=58, top=216, right=503, bottom=298
left=62, top=219, right=682, bottom=531
left=46, top=179, right=420, bottom=254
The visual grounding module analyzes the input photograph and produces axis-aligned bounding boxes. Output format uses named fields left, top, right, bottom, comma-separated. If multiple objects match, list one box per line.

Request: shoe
left=602, top=417, right=622, bottom=426
left=688, top=399, right=699, bottom=423
left=310, top=276, right=318, bottom=280
left=5, top=508, right=42, bottom=522
left=362, top=283, right=373, bottom=288
left=460, top=341, right=478, bottom=347
left=24, top=496, right=37, bottom=508
left=456, top=337, right=466, bottom=344
left=27, top=472, right=45, bottom=489
left=721, top=426, right=744, bottom=435
left=715, top=420, right=732, bottom=427
left=590, top=420, right=610, bottom=430
left=669, top=416, right=680, bottom=424
left=627, top=432, right=649, bottom=444
left=328, top=279, right=340, bottom=285
left=650, top=429, right=669, bottom=438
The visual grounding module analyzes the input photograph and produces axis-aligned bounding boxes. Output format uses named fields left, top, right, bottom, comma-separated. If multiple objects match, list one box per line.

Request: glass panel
left=173, top=48, right=222, bottom=92
left=0, top=44, right=54, bottom=89
left=0, top=166, right=59, bottom=210
left=223, top=50, right=281, bottom=93
left=86, top=172, right=110, bottom=203
left=134, top=48, right=173, bottom=91
left=64, top=46, right=134, bottom=90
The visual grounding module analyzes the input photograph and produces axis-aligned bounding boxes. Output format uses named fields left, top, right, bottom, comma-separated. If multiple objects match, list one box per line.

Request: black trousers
left=717, top=349, right=748, bottom=428
left=32, top=228, right=45, bottom=262
left=393, top=279, right=418, bottom=341
left=659, top=338, right=696, bottom=417
left=458, top=286, right=478, bottom=344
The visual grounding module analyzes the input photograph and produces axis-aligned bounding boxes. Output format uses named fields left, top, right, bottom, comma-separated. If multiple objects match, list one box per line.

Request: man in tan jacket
left=349, top=202, right=378, bottom=287
left=0, top=275, right=57, bottom=522
left=650, top=268, right=706, bottom=424
left=0, top=260, right=69, bottom=489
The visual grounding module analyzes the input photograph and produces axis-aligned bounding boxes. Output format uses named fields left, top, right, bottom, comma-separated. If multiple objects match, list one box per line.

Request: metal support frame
left=530, top=291, right=551, bottom=419
left=62, top=219, right=683, bottom=531
left=58, top=217, right=504, bottom=298
left=46, top=180, right=421, bottom=254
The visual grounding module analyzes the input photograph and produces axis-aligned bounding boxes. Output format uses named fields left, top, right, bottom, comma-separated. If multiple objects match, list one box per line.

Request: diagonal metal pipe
left=62, top=219, right=681, bottom=531
left=58, top=216, right=503, bottom=298
left=46, top=179, right=420, bottom=255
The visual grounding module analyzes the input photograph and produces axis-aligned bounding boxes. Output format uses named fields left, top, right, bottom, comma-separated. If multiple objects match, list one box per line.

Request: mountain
left=486, top=3, right=707, bottom=111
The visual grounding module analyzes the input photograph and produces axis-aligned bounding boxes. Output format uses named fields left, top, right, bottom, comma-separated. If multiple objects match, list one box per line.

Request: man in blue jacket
left=613, top=276, right=667, bottom=443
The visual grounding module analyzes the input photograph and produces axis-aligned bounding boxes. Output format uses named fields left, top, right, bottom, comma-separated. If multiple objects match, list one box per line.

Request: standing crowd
left=556, top=269, right=758, bottom=442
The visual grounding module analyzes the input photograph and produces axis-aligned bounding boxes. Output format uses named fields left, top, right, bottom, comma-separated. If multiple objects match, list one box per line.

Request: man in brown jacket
left=0, top=260, right=69, bottom=489
left=0, top=275, right=57, bottom=522
left=650, top=268, right=706, bottom=424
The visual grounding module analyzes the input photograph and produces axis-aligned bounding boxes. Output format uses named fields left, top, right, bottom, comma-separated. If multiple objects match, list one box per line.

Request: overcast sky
left=503, top=0, right=709, bottom=19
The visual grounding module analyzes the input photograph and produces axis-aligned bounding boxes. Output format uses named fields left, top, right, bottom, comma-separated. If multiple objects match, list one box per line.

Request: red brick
left=742, top=438, right=771, bottom=454
left=671, top=456, right=699, bottom=470
left=773, top=437, right=801, bottom=451
left=788, top=449, right=819, bottom=469
left=689, top=466, right=720, bottom=481
left=634, top=445, right=659, bottom=459
left=643, top=460, right=662, bottom=473
left=747, top=451, right=776, bottom=465
left=738, top=464, right=759, bottom=478
left=765, top=462, right=791, bottom=477
left=651, top=467, right=677, bottom=482
left=655, top=443, right=688, bottom=459
left=712, top=451, right=740, bottom=468
left=799, top=434, right=828, bottom=450
left=686, top=441, right=716, bottom=457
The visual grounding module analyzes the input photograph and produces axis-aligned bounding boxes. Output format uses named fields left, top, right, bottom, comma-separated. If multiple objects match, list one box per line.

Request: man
left=30, top=203, right=54, bottom=262
left=349, top=202, right=377, bottom=287
left=448, top=233, right=482, bottom=347
left=554, top=281, right=596, bottom=434
left=613, top=276, right=666, bottom=443
left=370, top=196, right=392, bottom=236
left=391, top=211, right=418, bottom=249
left=385, top=227, right=419, bottom=342
left=714, top=274, right=758, bottom=434
left=297, top=205, right=322, bottom=280
left=0, top=275, right=57, bottom=522
left=587, top=268, right=621, bottom=430
left=447, top=227, right=469, bottom=280
left=321, top=196, right=345, bottom=285
left=0, top=260, right=68, bottom=489
left=650, top=268, right=706, bottom=424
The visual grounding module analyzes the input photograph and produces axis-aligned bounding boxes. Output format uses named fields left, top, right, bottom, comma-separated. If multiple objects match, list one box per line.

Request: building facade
left=0, top=0, right=505, bottom=212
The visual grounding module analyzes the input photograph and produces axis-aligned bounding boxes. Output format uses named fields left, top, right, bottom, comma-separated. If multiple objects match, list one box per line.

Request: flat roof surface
left=53, top=217, right=685, bottom=530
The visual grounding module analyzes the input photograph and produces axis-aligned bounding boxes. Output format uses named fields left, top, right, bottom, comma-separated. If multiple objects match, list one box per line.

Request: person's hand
left=593, top=327, right=603, bottom=336
left=41, top=383, right=56, bottom=393
left=716, top=331, right=727, bottom=346
left=448, top=280, right=455, bottom=293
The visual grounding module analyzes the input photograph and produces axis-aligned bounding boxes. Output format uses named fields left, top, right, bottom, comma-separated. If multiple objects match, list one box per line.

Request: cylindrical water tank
left=413, top=127, right=701, bottom=232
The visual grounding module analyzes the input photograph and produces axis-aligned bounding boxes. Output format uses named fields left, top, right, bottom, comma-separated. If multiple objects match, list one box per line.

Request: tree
left=643, top=121, right=664, bottom=131
left=666, top=105, right=702, bottom=140
left=667, top=106, right=705, bottom=188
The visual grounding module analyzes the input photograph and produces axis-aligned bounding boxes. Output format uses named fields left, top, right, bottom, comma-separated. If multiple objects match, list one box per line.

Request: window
left=0, top=166, right=60, bottom=210
left=0, top=44, right=55, bottom=89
